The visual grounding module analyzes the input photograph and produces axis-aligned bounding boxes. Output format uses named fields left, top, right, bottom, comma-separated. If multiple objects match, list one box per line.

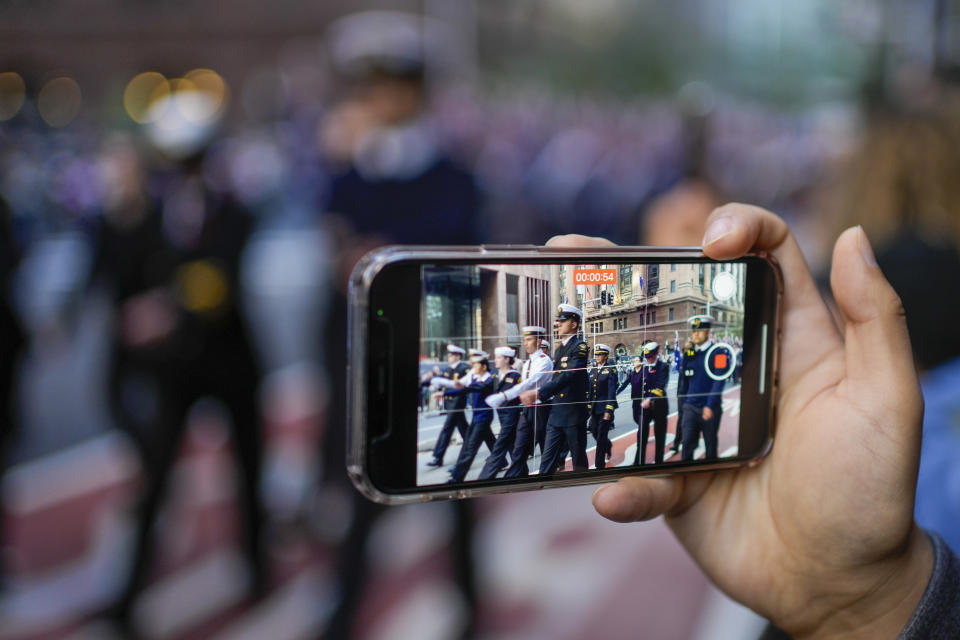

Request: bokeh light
left=37, top=76, right=82, bottom=127
left=123, top=71, right=170, bottom=123
left=185, top=68, right=228, bottom=112
left=0, top=71, right=26, bottom=121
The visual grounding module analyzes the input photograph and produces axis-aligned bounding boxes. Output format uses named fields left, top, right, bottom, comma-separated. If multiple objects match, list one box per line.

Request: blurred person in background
left=316, top=11, right=482, bottom=640
left=0, top=195, right=26, bottom=591
left=816, top=91, right=960, bottom=555
left=92, top=116, right=268, bottom=632
left=640, top=83, right=724, bottom=247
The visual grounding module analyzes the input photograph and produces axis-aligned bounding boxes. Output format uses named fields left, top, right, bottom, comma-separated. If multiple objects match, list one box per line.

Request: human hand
left=641, top=399, right=651, bottom=410
left=549, top=206, right=933, bottom=638
left=702, top=406, right=713, bottom=421
left=519, top=390, right=538, bottom=406
left=603, top=412, right=612, bottom=421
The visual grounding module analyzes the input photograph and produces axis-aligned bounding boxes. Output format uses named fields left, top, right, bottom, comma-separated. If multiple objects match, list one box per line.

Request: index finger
left=545, top=234, right=616, bottom=248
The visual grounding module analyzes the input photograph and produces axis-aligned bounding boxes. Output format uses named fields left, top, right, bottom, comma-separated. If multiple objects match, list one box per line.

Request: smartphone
left=348, top=245, right=781, bottom=504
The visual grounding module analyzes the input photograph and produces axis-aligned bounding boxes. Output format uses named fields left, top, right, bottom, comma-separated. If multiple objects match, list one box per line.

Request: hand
left=549, top=207, right=933, bottom=638
left=701, top=406, right=713, bottom=421
left=519, top=390, right=538, bottom=406
left=641, top=399, right=651, bottom=410
left=603, top=411, right=612, bottom=421
left=452, top=380, right=464, bottom=389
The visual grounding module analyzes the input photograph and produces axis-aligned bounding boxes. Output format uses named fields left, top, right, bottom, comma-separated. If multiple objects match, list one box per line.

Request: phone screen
left=416, top=261, right=748, bottom=486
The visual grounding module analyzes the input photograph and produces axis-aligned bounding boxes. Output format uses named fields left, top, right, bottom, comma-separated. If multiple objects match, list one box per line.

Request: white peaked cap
left=555, top=303, right=582, bottom=318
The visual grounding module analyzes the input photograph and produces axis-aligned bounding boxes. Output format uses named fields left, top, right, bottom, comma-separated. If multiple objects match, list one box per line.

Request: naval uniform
left=431, top=360, right=472, bottom=465
left=478, top=369, right=522, bottom=480
left=501, top=350, right=553, bottom=478
left=637, top=359, right=670, bottom=464
left=587, top=363, right=618, bottom=469
left=674, top=347, right=696, bottom=452
left=448, top=372, right=496, bottom=482
left=680, top=341, right=725, bottom=460
left=537, top=336, right=590, bottom=474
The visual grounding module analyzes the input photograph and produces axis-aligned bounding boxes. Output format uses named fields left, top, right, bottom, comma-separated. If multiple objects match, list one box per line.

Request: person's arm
left=552, top=203, right=935, bottom=639
left=647, top=364, right=668, bottom=399
left=706, top=374, right=725, bottom=411
left=538, top=342, right=589, bottom=400
left=501, top=356, right=552, bottom=401
left=605, top=369, right=618, bottom=411
left=616, top=376, right=631, bottom=395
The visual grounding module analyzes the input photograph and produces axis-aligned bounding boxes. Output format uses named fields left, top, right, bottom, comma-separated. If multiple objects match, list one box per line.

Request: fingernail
left=702, top=217, right=735, bottom=247
left=857, top=225, right=878, bottom=268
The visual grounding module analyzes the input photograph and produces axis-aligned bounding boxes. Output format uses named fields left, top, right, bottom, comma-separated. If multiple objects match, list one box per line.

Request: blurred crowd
left=2, top=5, right=960, bottom=640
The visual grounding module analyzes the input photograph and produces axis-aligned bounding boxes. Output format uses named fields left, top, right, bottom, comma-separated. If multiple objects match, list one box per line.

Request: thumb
left=592, top=476, right=685, bottom=522
left=829, top=226, right=920, bottom=409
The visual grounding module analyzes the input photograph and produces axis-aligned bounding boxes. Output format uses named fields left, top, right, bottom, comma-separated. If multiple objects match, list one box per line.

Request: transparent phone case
left=347, top=245, right=782, bottom=504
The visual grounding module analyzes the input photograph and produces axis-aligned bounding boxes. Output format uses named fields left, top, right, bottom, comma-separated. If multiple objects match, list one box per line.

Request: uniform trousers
left=680, top=402, right=720, bottom=461
left=433, top=410, right=469, bottom=464
left=635, top=399, right=668, bottom=465
left=478, top=412, right=520, bottom=480
left=672, top=397, right=684, bottom=451
left=539, top=420, right=588, bottom=475
left=504, top=404, right=550, bottom=478
left=450, top=419, right=495, bottom=482
left=587, top=414, right=612, bottom=469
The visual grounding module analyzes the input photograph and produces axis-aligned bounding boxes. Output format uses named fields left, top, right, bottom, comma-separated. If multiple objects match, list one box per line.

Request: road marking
left=2, top=431, right=138, bottom=515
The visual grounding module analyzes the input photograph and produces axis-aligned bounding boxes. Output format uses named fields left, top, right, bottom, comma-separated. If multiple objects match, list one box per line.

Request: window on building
left=652, top=311, right=656, bottom=324
left=506, top=275, right=519, bottom=324
left=525, top=277, right=549, bottom=331
left=669, top=307, right=674, bottom=321
left=619, top=264, right=632, bottom=301
left=624, top=317, right=628, bottom=329
left=670, top=264, right=676, bottom=272
left=670, top=280, right=676, bottom=293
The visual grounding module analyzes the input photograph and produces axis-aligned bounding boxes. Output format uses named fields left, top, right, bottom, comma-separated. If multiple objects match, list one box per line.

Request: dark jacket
left=440, top=361, right=472, bottom=412
left=680, top=344, right=725, bottom=410
left=587, top=364, right=619, bottom=416
left=617, top=359, right=669, bottom=402
left=538, top=336, right=589, bottom=427
left=445, top=372, right=496, bottom=424
left=495, top=369, right=522, bottom=428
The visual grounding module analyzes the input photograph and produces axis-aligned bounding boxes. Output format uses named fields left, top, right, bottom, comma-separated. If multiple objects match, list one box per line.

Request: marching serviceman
left=617, top=356, right=644, bottom=457
left=672, top=339, right=696, bottom=454
left=587, top=343, right=618, bottom=469
left=519, top=305, right=590, bottom=474
left=636, top=341, right=670, bottom=464
left=426, top=345, right=470, bottom=467
left=487, top=327, right=552, bottom=477
left=680, top=315, right=726, bottom=461
left=433, top=354, right=496, bottom=483
left=477, top=347, right=523, bottom=479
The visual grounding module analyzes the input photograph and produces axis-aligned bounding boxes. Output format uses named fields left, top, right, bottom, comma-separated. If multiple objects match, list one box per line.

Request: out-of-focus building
left=557, top=262, right=745, bottom=356
left=420, top=264, right=552, bottom=361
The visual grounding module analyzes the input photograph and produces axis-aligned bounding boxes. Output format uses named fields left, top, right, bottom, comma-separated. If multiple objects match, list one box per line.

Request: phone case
left=347, top=245, right=782, bottom=504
